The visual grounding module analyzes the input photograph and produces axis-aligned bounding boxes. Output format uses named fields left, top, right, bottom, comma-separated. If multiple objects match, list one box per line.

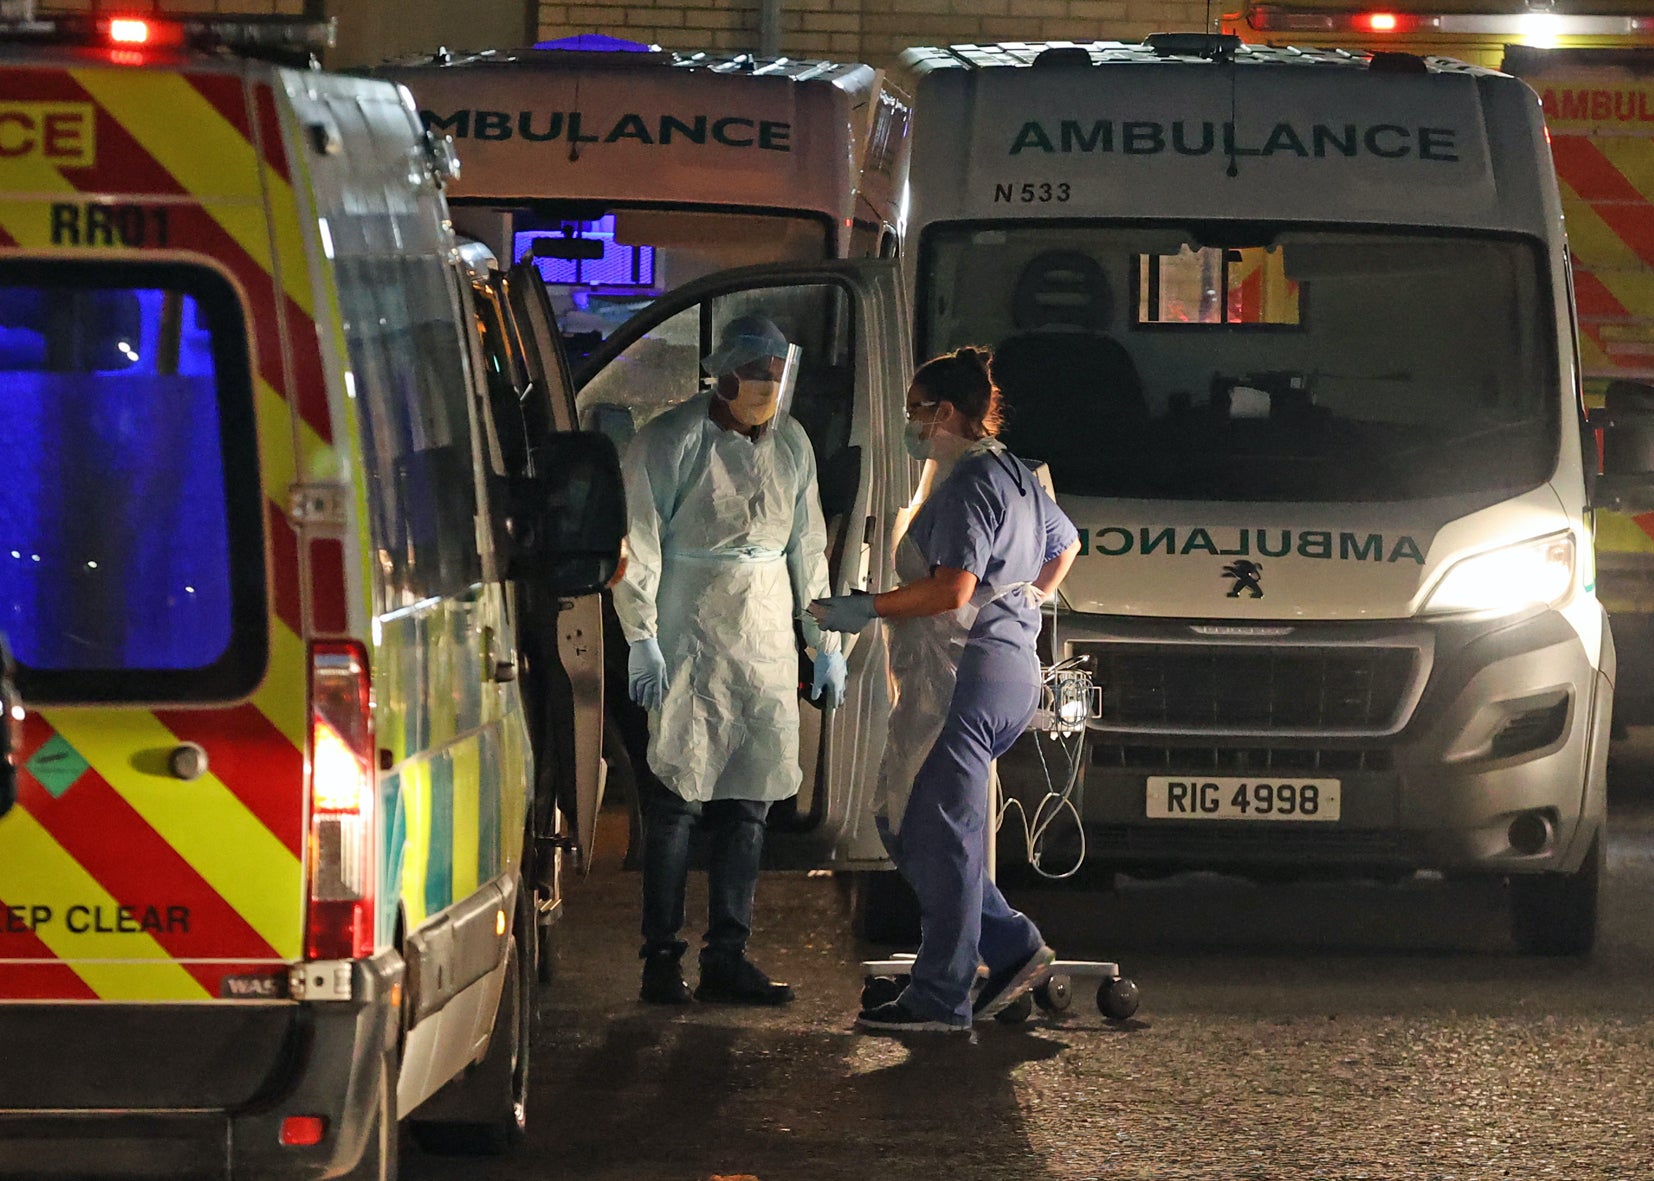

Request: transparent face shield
left=720, top=343, right=800, bottom=428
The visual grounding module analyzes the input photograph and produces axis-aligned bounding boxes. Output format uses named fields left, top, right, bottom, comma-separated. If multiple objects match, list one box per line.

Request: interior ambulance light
left=1421, top=533, right=1575, bottom=617
left=1358, top=12, right=1399, bottom=32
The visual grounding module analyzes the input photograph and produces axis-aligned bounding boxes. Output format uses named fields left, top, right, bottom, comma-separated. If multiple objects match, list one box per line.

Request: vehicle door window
left=337, top=253, right=484, bottom=607
left=471, top=285, right=530, bottom=478
left=0, top=261, right=264, bottom=702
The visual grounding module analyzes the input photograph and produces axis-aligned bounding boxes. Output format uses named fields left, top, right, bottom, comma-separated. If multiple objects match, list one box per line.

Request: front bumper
left=1003, top=606, right=1611, bottom=878
left=0, top=950, right=402, bottom=1180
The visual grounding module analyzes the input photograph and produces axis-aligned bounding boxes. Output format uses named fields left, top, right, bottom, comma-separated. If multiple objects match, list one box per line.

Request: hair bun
left=956, top=345, right=991, bottom=373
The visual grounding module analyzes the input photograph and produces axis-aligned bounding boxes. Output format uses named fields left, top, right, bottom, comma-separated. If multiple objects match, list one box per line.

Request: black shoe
left=695, top=956, right=794, bottom=1005
left=972, top=944, right=1056, bottom=1020
left=640, top=946, right=692, bottom=1005
left=856, top=999, right=967, bottom=1034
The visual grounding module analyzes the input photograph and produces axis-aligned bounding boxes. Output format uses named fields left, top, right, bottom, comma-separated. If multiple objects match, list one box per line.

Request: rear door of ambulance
left=0, top=57, right=308, bottom=1028
left=573, top=259, right=910, bottom=869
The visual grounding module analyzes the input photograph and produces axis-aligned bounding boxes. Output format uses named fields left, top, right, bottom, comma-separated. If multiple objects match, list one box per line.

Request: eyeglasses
left=904, top=399, right=939, bottom=421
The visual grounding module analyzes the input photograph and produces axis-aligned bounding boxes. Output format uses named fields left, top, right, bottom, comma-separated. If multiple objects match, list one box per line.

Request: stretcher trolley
left=859, top=655, right=1141, bottom=1025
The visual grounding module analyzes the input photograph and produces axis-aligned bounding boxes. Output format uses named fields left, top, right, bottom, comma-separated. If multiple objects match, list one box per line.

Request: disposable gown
left=614, top=394, right=837, bottom=804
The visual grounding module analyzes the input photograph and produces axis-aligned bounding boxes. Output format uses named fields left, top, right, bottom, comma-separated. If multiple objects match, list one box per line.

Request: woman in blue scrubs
left=812, top=346, right=1081, bottom=1032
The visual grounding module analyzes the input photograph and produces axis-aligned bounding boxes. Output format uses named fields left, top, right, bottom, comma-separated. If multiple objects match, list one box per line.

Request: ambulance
left=376, top=42, right=911, bottom=360
left=376, top=43, right=912, bottom=894
left=1222, top=6, right=1654, bottom=727
left=0, top=12, right=624, bottom=1178
left=847, top=32, right=1654, bottom=955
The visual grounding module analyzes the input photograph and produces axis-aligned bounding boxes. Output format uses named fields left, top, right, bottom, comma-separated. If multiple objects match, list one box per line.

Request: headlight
left=1421, top=532, right=1575, bottom=616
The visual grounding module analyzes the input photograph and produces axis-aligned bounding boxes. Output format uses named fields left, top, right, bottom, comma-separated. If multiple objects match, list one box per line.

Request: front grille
left=1075, top=642, right=1416, bottom=731
left=1090, top=743, right=1393, bottom=774
left=1088, top=823, right=1409, bottom=861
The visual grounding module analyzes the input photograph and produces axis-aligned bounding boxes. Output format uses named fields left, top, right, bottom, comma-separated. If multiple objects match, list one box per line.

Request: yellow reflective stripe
left=253, top=619, right=307, bottom=753
left=450, top=739, right=481, bottom=901
left=256, top=378, right=297, bottom=505
left=1561, top=192, right=1644, bottom=272
left=1594, top=135, right=1654, bottom=201
left=400, top=760, right=431, bottom=930
left=1595, top=510, right=1654, bottom=554
left=69, top=69, right=312, bottom=315
left=0, top=168, right=78, bottom=246
left=42, top=709, right=302, bottom=958
left=0, top=808, right=208, bottom=1000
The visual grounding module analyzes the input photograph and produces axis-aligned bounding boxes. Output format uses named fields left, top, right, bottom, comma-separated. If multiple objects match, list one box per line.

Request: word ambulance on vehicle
left=871, top=33, right=1654, bottom=955
left=377, top=40, right=912, bottom=889
left=1223, top=4, right=1654, bottom=730
left=0, top=12, right=624, bottom=1179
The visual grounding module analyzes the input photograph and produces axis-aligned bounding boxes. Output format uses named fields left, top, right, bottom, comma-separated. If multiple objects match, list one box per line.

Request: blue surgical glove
left=627, top=637, right=669, bottom=711
left=811, top=650, right=847, bottom=710
left=809, top=592, right=880, bottom=635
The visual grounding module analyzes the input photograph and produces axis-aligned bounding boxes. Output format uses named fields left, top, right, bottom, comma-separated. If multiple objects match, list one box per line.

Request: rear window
left=0, top=261, right=264, bottom=703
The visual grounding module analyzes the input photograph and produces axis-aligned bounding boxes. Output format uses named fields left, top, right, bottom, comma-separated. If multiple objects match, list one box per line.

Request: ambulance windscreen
left=920, top=223, right=1559, bottom=504
left=0, top=261, right=264, bottom=703
left=482, top=206, right=830, bottom=365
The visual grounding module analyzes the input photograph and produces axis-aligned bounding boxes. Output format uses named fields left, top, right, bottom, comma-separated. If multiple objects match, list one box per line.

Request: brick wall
left=536, top=1, right=1220, bottom=67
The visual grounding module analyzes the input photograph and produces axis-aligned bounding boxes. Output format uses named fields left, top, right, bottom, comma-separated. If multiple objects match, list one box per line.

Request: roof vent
left=1032, top=45, right=1092, bottom=68
left=1368, top=50, right=1428, bottom=73
left=1144, top=32, right=1240, bottom=59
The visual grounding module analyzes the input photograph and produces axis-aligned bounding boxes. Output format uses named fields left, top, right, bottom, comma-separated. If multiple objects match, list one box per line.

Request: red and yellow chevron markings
left=0, top=63, right=339, bottom=1000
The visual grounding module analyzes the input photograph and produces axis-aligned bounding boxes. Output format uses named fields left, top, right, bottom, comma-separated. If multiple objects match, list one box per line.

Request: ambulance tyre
left=1509, top=833, right=1601, bottom=957
left=1098, top=977, right=1140, bottom=1022
left=343, top=1049, right=399, bottom=1180
left=409, top=920, right=531, bottom=1155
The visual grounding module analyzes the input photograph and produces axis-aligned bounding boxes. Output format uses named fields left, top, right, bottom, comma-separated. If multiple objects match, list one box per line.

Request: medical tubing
left=995, top=592, right=1089, bottom=880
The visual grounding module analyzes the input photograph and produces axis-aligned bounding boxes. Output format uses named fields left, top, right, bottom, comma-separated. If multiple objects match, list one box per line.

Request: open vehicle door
left=575, top=259, right=911, bottom=869
left=495, top=265, right=610, bottom=881
left=457, top=250, right=610, bottom=937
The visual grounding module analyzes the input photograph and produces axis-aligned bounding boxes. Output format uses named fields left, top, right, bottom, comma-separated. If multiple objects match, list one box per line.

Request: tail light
left=305, top=640, right=375, bottom=961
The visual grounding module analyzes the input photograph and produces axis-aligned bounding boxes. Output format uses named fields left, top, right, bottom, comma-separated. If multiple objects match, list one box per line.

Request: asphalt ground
left=404, top=735, right=1654, bottom=1181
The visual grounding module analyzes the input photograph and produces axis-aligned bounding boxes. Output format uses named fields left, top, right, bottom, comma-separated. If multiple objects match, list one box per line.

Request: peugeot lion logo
left=1222, top=559, right=1264, bottom=599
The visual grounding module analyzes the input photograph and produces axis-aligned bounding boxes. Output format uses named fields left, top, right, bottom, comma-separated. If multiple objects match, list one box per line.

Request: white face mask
left=728, top=378, right=781, bottom=427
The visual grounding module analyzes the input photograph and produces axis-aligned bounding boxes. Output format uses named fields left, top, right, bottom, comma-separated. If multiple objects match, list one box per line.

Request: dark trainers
left=972, top=944, right=1056, bottom=1020
left=856, top=999, right=967, bottom=1034
left=695, top=956, right=794, bottom=1005
left=640, top=947, right=692, bottom=1005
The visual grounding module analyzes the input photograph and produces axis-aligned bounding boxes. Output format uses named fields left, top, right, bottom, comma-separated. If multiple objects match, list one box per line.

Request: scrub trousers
left=878, top=643, right=1046, bottom=1026
left=639, top=779, right=771, bottom=970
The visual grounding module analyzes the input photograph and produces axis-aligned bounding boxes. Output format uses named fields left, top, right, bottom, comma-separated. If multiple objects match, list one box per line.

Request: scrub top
left=906, top=443, right=1079, bottom=655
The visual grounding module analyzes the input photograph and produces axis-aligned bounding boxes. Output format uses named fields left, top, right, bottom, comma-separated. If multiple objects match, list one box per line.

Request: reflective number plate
left=1145, top=777, right=1341, bottom=821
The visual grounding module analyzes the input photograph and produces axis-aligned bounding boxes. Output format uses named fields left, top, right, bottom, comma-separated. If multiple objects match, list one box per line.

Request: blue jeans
left=880, top=645, right=1045, bottom=1025
left=639, top=780, right=771, bottom=967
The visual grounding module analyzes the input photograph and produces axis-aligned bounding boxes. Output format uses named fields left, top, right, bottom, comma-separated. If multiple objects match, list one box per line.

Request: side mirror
left=0, top=636, right=19, bottom=821
left=1593, top=381, right=1654, bottom=512
left=509, top=431, right=627, bottom=597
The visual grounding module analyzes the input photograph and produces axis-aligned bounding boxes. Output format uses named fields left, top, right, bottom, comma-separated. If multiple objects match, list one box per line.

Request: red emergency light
left=106, top=19, right=148, bottom=44
left=98, top=17, right=185, bottom=50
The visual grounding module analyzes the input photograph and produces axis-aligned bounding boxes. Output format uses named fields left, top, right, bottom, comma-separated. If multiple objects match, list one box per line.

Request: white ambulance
left=858, top=33, right=1654, bottom=954
left=377, top=43, right=912, bottom=885
left=377, top=44, right=911, bottom=362
left=558, top=36, right=1654, bottom=954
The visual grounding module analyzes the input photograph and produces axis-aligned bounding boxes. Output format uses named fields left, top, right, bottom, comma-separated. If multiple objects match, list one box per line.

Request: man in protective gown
left=615, top=315, right=846, bottom=1005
